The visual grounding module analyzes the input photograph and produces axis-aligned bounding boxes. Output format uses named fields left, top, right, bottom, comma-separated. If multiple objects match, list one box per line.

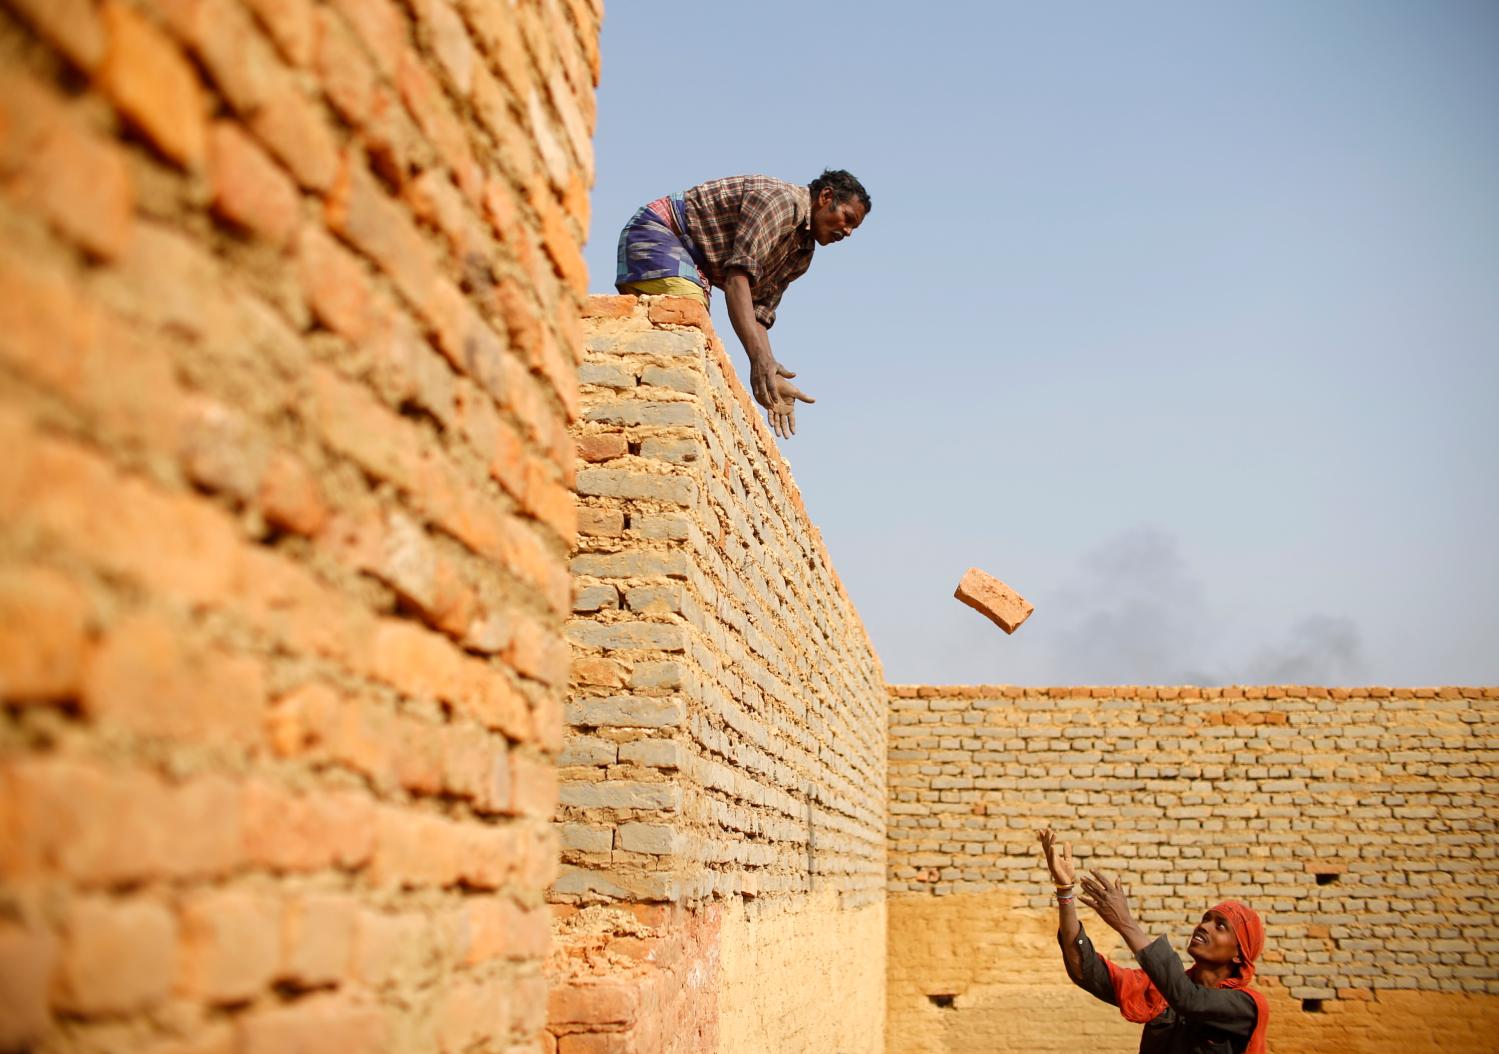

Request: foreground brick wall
left=547, top=296, right=888, bottom=1053
left=887, top=685, right=1499, bottom=1053
left=0, top=0, right=598, bottom=1049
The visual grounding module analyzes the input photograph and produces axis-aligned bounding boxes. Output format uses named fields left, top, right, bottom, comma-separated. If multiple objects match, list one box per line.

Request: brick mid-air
left=954, top=566, right=1034, bottom=634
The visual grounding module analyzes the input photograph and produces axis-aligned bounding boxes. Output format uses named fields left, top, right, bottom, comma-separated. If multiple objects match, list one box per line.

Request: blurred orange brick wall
left=0, top=0, right=599, bottom=1049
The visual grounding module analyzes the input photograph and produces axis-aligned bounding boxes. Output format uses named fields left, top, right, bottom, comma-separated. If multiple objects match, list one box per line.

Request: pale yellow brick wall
left=547, top=295, right=887, bottom=1053
left=887, top=685, right=1499, bottom=1053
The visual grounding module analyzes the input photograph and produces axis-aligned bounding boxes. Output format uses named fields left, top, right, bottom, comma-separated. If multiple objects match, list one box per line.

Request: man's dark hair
left=810, top=169, right=871, bottom=213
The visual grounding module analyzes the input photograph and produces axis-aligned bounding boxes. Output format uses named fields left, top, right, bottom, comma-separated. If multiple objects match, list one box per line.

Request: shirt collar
left=795, top=185, right=813, bottom=235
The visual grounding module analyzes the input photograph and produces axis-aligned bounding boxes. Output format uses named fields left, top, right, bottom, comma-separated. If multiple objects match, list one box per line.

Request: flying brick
left=954, top=568, right=1034, bottom=634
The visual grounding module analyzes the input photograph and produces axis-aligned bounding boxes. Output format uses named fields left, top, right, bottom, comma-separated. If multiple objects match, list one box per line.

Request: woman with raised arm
left=1038, top=829, right=1270, bottom=1054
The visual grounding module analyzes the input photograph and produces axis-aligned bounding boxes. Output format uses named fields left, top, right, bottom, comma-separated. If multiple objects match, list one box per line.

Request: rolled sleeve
left=1134, top=937, right=1258, bottom=1035
left=1059, top=925, right=1119, bottom=1007
left=753, top=291, right=782, bottom=330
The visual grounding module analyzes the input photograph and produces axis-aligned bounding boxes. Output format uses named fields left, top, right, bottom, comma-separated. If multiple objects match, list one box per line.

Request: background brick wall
left=887, top=685, right=1499, bottom=1053
left=548, top=296, right=888, bottom=1053
left=0, top=0, right=599, bottom=1050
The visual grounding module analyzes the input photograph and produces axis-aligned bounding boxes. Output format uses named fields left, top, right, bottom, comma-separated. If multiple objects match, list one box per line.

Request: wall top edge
left=887, top=684, right=1499, bottom=700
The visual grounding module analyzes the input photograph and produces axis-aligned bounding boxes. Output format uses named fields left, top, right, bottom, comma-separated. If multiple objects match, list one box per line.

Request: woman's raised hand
left=1038, top=828, right=1077, bottom=888
left=1079, top=870, right=1135, bottom=934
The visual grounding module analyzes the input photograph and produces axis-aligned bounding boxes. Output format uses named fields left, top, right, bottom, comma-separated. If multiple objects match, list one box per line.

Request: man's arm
left=723, top=269, right=777, bottom=407
left=723, top=269, right=812, bottom=439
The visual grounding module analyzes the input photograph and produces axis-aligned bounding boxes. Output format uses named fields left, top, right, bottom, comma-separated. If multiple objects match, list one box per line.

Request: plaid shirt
left=682, top=175, right=815, bottom=329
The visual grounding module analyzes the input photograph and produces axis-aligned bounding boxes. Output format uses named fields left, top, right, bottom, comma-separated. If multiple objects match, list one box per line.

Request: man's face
left=811, top=188, right=867, bottom=246
left=1186, top=909, right=1242, bottom=969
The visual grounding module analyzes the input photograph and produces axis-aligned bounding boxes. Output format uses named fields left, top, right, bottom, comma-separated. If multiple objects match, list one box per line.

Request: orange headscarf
left=1103, top=901, right=1270, bottom=1054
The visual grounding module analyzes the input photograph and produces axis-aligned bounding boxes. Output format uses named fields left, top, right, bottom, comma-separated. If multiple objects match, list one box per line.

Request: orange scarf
left=1104, top=901, right=1270, bottom=1054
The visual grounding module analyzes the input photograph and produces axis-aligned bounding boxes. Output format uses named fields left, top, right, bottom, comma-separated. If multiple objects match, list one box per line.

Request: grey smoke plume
left=1048, top=525, right=1215, bottom=683
left=1047, top=526, right=1366, bottom=685
left=1243, top=614, right=1366, bottom=684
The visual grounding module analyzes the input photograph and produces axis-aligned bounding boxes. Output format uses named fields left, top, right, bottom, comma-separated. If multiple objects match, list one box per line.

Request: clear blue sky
left=582, top=1, right=1499, bottom=687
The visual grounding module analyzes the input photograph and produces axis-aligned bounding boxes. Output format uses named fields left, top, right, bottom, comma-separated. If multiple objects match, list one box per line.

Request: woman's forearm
left=1118, top=922, right=1153, bottom=953
left=1057, top=892, right=1084, bottom=977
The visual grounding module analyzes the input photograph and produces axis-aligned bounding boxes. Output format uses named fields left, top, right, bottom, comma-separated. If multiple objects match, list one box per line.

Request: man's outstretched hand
left=748, top=351, right=785, bottom=412
left=767, top=370, right=815, bottom=439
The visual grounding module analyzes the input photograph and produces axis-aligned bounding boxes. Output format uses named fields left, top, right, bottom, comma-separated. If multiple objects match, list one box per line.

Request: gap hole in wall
left=927, top=993, right=956, bottom=1009
left=1315, top=872, right=1339, bottom=886
left=1301, top=999, right=1325, bottom=1013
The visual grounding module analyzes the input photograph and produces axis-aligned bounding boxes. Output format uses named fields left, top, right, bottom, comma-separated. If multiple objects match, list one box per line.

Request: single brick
left=548, top=982, right=639, bottom=1028
left=584, top=329, right=698, bottom=359
left=564, top=695, right=685, bottom=729
left=953, top=567, right=1034, bottom=634
left=615, top=822, right=679, bottom=855
left=647, top=297, right=709, bottom=329
left=577, top=507, right=625, bottom=537
left=573, top=583, right=619, bottom=613
left=298, top=225, right=373, bottom=339
left=0, top=71, right=134, bottom=259
left=6, top=0, right=106, bottom=70
left=370, top=808, right=463, bottom=888
left=460, top=895, right=547, bottom=965
left=315, top=6, right=376, bottom=122
left=280, top=894, right=356, bottom=989
left=243, top=0, right=316, bottom=66
left=638, top=438, right=703, bottom=465
left=436, top=976, right=507, bottom=1054
left=441, top=725, right=511, bottom=813
left=250, top=77, right=338, bottom=191
left=208, top=121, right=300, bottom=245
left=58, top=896, right=177, bottom=1015
left=627, top=660, right=686, bottom=691
left=0, top=923, right=55, bottom=1049
left=557, top=781, right=680, bottom=811
left=99, top=0, right=207, bottom=167
left=617, top=739, right=683, bottom=770
left=179, top=890, right=280, bottom=1003
left=258, top=450, right=329, bottom=536
left=570, top=656, right=626, bottom=687
left=81, top=611, right=264, bottom=745
left=576, top=433, right=628, bottom=462
left=639, top=365, right=702, bottom=394
left=576, top=468, right=695, bottom=505
left=582, top=402, right=697, bottom=428
left=349, top=909, right=428, bottom=988
left=581, top=295, right=637, bottom=319
left=510, top=749, right=558, bottom=818
left=237, top=994, right=385, bottom=1054
left=0, top=565, right=90, bottom=703
left=566, top=621, right=685, bottom=652
left=578, top=362, right=636, bottom=389
left=624, top=584, right=681, bottom=614
left=559, top=736, right=617, bottom=767
left=569, top=552, right=688, bottom=579
left=560, top=1033, right=631, bottom=1054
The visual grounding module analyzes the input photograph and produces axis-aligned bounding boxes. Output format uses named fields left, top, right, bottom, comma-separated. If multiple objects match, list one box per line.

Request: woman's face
left=1187, top=909, right=1242, bottom=968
